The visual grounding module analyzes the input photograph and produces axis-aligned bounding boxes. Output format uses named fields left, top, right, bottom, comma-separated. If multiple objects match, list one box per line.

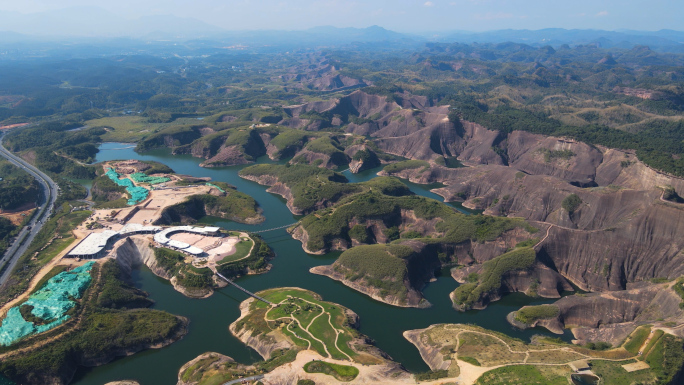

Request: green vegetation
left=299, top=176, right=527, bottom=252
left=152, top=247, right=213, bottom=292
left=0, top=160, right=40, bottom=211
left=0, top=261, right=185, bottom=384
left=584, top=341, right=612, bottom=351
left=335, top=244, right=413, bottom=302
left=158, top=192, right=262, bottom=225
left=475, top=365, right=568, bottom=385
left=0, top=217, right=17, bottom=258
left=96, top=261, right=152, bottom=309
left=240, top=164, right=359, bottom=214
left=301, top=136, right=349, bottom=167
left=642, top=330, right=664, bottom=357
left=623, top=325, right=651, bottom=355
left=452, top=248, right=536, bottom=309
left=561, top=193, right=582, bottom=214
left=218, top=237, right=253, bottom=264
left=140, top=161, right=174, bottom=175
left=216, top=235, right=274, bottom=279
left=644, top=334, right=684, bottom=384
left=590, top=360, right=656, bottom=385
left=303, top=361, right=359, bottom=381
left=241, top=288, right=360, bottom=363
left=297, top=380, right=315, bottom=385
left=91, top=174, right=127, bottom=203
left=514, top=305, right=560, bottom=324
left=153, top=247, right=187, bottom=275
left=383, top=160, right=429, bottom=174
left=673, top=277, right=684, bottom=309
left=268, top=129, right=311, bottom=158
left=86, top=116, right=207, bottom=142
left=459, top=356, right=481, bottom=366
left=434, top=156, right=463, bottom=168
left=87, top=116, right=163, bottom=142
left=515, top=238, right=539, bottom=248
left=415, top=369, right=449, bottom=381
left=136, top=124, right=202, bottom=151
left=537, top=148, right=576, bottom=163
left=348, top=224, right=371, bottom=244
left=662, top=185, right=684, bottom=203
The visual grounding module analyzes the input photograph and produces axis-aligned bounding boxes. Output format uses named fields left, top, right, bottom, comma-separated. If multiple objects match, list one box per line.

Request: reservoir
left=72, top=143, right=570, bottom=385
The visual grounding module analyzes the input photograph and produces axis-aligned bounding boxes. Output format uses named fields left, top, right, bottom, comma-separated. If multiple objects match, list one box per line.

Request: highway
left=0, top=130, right=59, bottom=286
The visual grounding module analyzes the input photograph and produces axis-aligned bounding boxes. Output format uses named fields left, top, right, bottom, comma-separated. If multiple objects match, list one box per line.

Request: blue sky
left=0, top=0, right=681, bottom=32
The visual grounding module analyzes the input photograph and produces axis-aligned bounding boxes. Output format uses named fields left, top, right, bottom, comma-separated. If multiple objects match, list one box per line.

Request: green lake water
left=71, top=143, right=570, bottom=384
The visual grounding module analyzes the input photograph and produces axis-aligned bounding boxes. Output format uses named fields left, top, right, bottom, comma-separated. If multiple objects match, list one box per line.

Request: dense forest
left=0, top=160, right=40, bottom=211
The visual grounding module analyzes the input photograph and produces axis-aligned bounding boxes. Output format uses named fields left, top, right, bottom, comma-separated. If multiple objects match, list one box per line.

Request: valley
left=1, top=35, right=684, bottom=385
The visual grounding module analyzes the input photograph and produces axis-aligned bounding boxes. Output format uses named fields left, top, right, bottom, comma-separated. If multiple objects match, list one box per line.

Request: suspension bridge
left=249, top=222, right=299, bottom=234
left=212, top=223, right=300, bottom=305
left=215, top=271, right=275, bottom=306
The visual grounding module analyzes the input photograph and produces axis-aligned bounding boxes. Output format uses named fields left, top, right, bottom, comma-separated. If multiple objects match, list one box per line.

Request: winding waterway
left=72, top=143, right=570, bottom=384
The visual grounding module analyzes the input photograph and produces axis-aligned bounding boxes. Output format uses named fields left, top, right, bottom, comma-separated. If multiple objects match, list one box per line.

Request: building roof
left=67, top=231, right=118, bottom=256
left=167, top=240, right=190, bottom=250
left=119, top=223, right=161, bottom=234
left=69, top=225, right=220, bottom=258
left=184, top=246, right=204, bottom=255
left=154, top=226, right=220, bottom=245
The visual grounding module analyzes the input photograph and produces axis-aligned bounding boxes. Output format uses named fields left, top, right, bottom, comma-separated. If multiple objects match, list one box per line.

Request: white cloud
left=424, top=1, right=434, bottom=6
left=596, top=10, right=609, bottom=17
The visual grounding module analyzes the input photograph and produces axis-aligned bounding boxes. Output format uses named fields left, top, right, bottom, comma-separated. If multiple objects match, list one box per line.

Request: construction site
left=67, top=160, right=249, bottom=262
left=0, top=158, right=267, bottom=350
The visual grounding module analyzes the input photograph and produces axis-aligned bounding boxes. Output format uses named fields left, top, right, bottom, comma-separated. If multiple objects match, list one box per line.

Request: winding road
left=0, top=130, right=59, bottom=286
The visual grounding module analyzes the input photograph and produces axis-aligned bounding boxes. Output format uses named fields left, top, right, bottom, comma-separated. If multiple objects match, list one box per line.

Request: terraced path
left=266, top=296, right=353, bottom=361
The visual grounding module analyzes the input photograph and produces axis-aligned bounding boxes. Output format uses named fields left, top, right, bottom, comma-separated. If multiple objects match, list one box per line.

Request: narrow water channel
left=72, top=143, right=570, bottom=385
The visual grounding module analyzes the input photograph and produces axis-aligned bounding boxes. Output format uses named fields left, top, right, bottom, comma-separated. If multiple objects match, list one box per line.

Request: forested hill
left=1, top=41, right=684, bottom=176
left=0, top=160, right=40, bottom=211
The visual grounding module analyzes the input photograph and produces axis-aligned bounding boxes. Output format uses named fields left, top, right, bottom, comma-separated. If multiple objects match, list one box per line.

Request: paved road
left=0, top=130, right=59, bottom=286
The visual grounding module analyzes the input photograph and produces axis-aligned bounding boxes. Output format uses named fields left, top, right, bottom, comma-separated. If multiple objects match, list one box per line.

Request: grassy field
left=254, top=288, right=358, bottom=361
left=641, top=330, right=664, bottom=358
left=475, top=365, right=570, bottom=385
left=87, top=116, right=165, bottom=142
left=87, top=116, right=207, bottom=142
left=36, top=236, right=77, bottom=265
left=515, top=305, right=560, bottom=324
left=218, top=237, right=253, bottom=264
left=623, top=325, right=651, bottom=355
left=417, top=323, right=646, bottom=384
left=457, top=332, right=527, bottom=366
left=590, top=360, right=656, bottom=385
left=303, top=360, right=359, bottom=381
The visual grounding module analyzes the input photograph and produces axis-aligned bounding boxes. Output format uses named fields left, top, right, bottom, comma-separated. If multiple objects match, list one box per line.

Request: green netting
left=105, top=168, right=149, bottom=205
left=206, top=182, right=225, bottom=193
left=0, top=261, right=95, bottom=346
left=0, top=374, right=15, bottom=385
left=130, top=172, right=171, bottom=185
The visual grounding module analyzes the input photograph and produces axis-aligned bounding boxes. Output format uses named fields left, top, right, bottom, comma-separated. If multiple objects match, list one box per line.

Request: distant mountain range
left=431, top=28, right=684, bottom=51
left=0, top=6, right=682, bottom=53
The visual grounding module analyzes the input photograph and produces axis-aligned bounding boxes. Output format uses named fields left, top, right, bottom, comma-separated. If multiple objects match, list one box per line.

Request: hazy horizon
left=0, top=1, right=682, bottom=36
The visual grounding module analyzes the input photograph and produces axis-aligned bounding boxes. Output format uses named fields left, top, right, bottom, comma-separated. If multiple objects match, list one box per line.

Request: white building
left=67, top=225, right=220, bottom=259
